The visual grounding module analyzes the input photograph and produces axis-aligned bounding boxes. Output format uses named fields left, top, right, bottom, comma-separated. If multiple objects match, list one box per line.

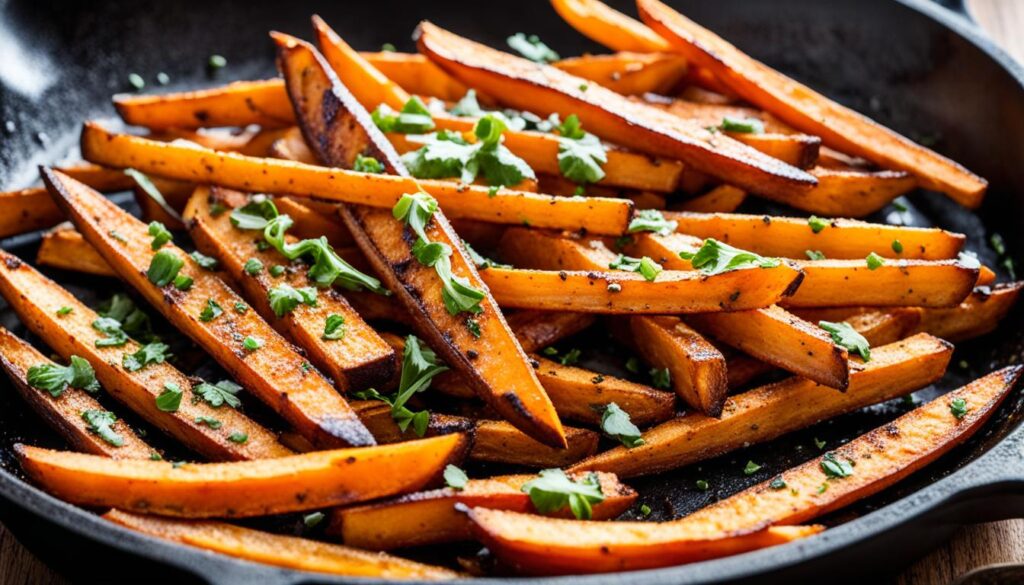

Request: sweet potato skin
left=416, top=21, right=818, bottom=202
left=40, top=169, right=374, bottom=449
left=677, top=366, right=1021, bottom=532
left=637, top=0, right=987, bottom=207
left=17, top=433, right=469, bottom=517
left=105, top=510, right=460, bottom=580
left=571, top=334, right=953, bottom=477
left=275, top=33, right=566, bottom=447
left=784, top=259, right=978, bottom=308
left=183, top=186, right=396, bottom=392
left=331, top=472, right=635, bottom=550
left=0, top=326, right=153, bottom=459
left=0, top=248, right=293, bottom=461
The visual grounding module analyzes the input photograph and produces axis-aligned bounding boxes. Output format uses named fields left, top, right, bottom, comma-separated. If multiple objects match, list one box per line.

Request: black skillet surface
left=1, top=0, right=1024, bottom=583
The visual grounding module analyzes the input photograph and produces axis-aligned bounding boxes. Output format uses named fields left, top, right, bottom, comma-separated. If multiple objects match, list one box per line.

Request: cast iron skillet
left=1, top=0, right=1023, bottom=583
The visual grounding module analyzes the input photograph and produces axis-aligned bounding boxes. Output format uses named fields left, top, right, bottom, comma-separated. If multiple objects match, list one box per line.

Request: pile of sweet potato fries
left=0, top=0, right=1019, bottom=577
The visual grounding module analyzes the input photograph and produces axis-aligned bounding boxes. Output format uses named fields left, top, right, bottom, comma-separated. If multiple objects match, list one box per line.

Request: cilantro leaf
left=147, top=250, right=184, bottom=287
left=627, top=209, right=678, bottom=235
left=820, top=452, right=854, bottom=478
left=268, top=283, right=318, bottom=318
left=819, top=320, right=871, bottom=361
left=322, top=314, right=346, bottom=340
left=230, top=196, right=279, bottom=230
left=27, top=356, right=100, bottom=397
left=521, top=469, right=604, bottom=520
left=122, top=342, right=171, bottom=372
left=92, top=317, right=129, bottom=347
left=155, top=382, right=183, bottom=412
left=507, top=33, right=560, bottom=63
left=82, top=409, right=124, bottom=446
left=353, top=154, right=384, bottom=174
left=194, top=379, right=242, bottom=409
left=392, top=192, right=440, bottom=243
left=600, top=403, right=645, bottom=448
left=371, top=97, right=435, bottom=134
left=444, top=464, right=469, bottom=490
left=679, top=239, right=781, bottom=275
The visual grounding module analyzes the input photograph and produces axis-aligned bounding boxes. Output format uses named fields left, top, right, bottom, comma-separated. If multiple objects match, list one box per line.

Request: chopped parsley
left=769, top=477, right=787, bottom=490
left=147, top=250, right=184, bottom=287
left=269, top=265, right=285, bottom=277
left=322, top=314, right=346, bottom=340
left=559, top=348, right=581, bottom=366
left=82, top=409, right=123, bottom=446
left=92, top=317, right=129, bottom=347
left=242, top=336, right=263, bottom=351
left=194, top=379, right=242, bottom=409
left=866, top=252, right=885, bottom=270
left=371, top=97, right=435, bottom=134
left=353, top=335, right=447, bottom=436
left=173, top=274, right=193, bottom=291
left=122, top=342, right=171, bottom=372
left=555, top=115, right=607, bottom=184
left=627, top=209, right=677, bottom=235
left=190, top=251, right=219, bottom=271
left=233, top=302, right=248, bottom=314
left=97, top=294, right=158, bottom=343
left=244, top=258, right=263, bottom=275
left=892, top=239, right=904, bottom=254
left=720, top=116, right=764, bottom=134
left=819, top=320, right=871, bottom=361
left=303, top=511, right=325, bottom=529
left=194, top=415, right=222, bottom=429
left=444, top=464, right=469, bottom=490
left=650, top=367, right=671, bottom=390
left=609, top=254, right=663, bottom=282
left=521, top=469, right=604, bottom=520
left=401, top=115, right=535, bottom=187
left=56, top=306, right=73, bottom=316
left=506, top=33, right=560, bottom=63
left=199, top=299, right=224, bottom=322
left=230, top=197, right=279, bottom=230
left=155, top=382, right=183, bottom=412
left=27, top=356, right=100, bottom=397
left=640, top=503, right=652, bottom=517
left=805, top=250, right=826, bottom=261
left=743, top=460, right=762, bottom=475
left=695, top=479, right=709, bottom=491
left=820, top=452, right=854, bottom=478
left=353, top=154, right=384, bottom=174
left=808, top=216, right=829, bottom=233
left=680, top=239, right=780, bottom=275
left=600, top=403, right=645, bottom=448
left=950, top=397, right=969, bottom=419
left=466, top=317, right=481, bottom=339
left=228, top=431, right=248, bottom=444
left=148, top=222, right=173, bottom=250
left=268, top=284, right=318, bottom=317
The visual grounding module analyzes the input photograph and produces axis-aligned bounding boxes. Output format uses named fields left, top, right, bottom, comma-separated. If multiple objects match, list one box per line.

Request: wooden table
left=1, top=1, right=1022, bottom=583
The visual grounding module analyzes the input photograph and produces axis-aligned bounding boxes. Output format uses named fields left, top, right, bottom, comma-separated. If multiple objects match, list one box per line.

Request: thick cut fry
left=794, top=167, right=918, bottom=217
left=17, top=433, right=467, bottom=518
left=613, top=316, right=726, bottom=415
left=331, top=472, right=635, bottom=550
left=0, top=189, right=67, bottom=239
left=0, top=327, right=152, bottom=459
left=37, top=225, right=116, bottom=276
left=627, top=232, right=849, bottom=388
left=41, top=169, right=375, bottom=449
left=361, top=51, right=473, bottom=102
left=184, top=187, right=396, bottom=392
left=570, top=334, right=952, bottom=477
left=550, top=0, right=672, bottom=52
left=352, top=401, right=598, bottom=467
left=0, top=250, right=292, bottom=461
left=666, top=211, right=965, bottom=260
left=105, top=510, right=459, bottom=580
left=785, top=259, right=978, bottom=308
left=913, top=283, right=1022, bottom=342
left=677, top=366, right=1021, bottom=532
left=553, top=52, right=688, bottom=95
left=504, top=311, right=597, bottom=353
left=482, top=266, right=798, bottom=313
left=114, top=79, right=294, bottom=129
left=314, top=18, right=685, bottom=194
left=672, top=185, right=746, bottom=212
left=275, top=33, right=566, bottom=447
left=80, top=123, right=633, bottom=235
left=467, top=507, right=822, bottom=575
left=637, top=0, right=987, bottom=207
left=688, top=304, right=848, bottom=390
left=416, top=22, right=818, bottom=201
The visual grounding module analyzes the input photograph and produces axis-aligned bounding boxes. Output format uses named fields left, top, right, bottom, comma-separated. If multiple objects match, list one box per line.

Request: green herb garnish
left=521, top=469, right=604, bottom=520
left=82, top=409, right=124, bottom=446
left=27, top=356, right=100, bottom=397
left=819, top=320, right=871, bottom=361
left=600, top=403, right=645, bottom=448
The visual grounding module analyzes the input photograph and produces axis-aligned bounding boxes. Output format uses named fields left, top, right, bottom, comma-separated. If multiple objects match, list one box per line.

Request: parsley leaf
left=650, top=367, right=671, bottom=390
left=27, top=356, right=100, bottom=397
left=627, top=209, right=678, bottom=235
left=371, top=97, right=435, bottom=134
left=194, top=379, right=242, bottom=409
left=82, top=409, right=124, bottom=446
left=195, top=415, right=222, bottom=429
left=866, top=252, right=885, bottom=270
left=244, top=258, right=264, bottom=275
left=147, top=250, right=184, bottom=287
left=322, top=314, right=346, bottom=340
left=556, top=115, right=607, bottom=184
left=392, top=192, right=439, bottom=243
left=820, top=452, right=854, bottom=478
left=609, top=254, right=662, bottom=281
left=155, top=382, right=183, bottom=412
left=680, top=239, right=781, bottom=275
left=354, top=336, right=447, bottom=436
left=148, top=221, right=173, bottom=250
left=199, top=299, right=224, bottom=322
left=401, top=116, right=535, bottom=187
left=600, top=403, right=645, bottom=448
left=521, top=469, right=604, bottom=520
left=97, top=294, right=159, bottom=343
left=743, top=460, right=762, bottom=475
left=92, top=317, right=129, bottom=347
left=228, top=431, right=248, bottom=443
left=190, top=251, right=218, bottom=271
left=444, top=464, right=469, bottom=490
left=720, top=116, right=764, bottom=134
left=819, top=320, right=871, bottom=361
left=507, top=33, right=560, bottom=63
left=808, top=216, right=829, bottom=233
left=805, top=250, right=826, bottom=261
left=353, top=154, right=384, bottom=174
left=230, top=196, right=279, bottom=230
left=242, top=336, right=263, bottom=351
left=122, top=342, right=171, bottom=372
left=268, top=284, right=318, bottom=318
left=950, top=397, right=969, bottom=419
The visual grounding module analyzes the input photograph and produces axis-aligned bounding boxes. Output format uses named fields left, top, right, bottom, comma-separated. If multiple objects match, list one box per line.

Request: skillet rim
left=1, top=0, right=1023, bottom=583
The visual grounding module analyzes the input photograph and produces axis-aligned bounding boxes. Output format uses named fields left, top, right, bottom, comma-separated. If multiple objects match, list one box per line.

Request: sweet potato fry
left=41, top=169, right=375, bottom=448
left=482, top=266, right=797, bottom=313
left=184, top=187, right=396, bottom=392
left=0, top=249, right=293, bottom=461
left=35, top=227, right=114, bottom=277
left=912, top=283, right=1023, bottom=342
left=0, top=327, right=153, bottom=459
left=637, top=0, right=988, bottom=207
left=0, top=188, right=67, bottom=239
left=361, top=50, right=473, bottom=102
left=80, top=123, right=633, bottom=235
left=676, top=366, right=1021, bottom=532
left=466, top=507, right=822, bottom=575
left=665, top=211, right=964, bottom=260
left=351, top=401, right=598, bottom=468
left=796, top=167, right=918, bottom=217
left=331, top=472, right=635, bottom=550
left=416, top=21, right=818, bottom=201
left=784, top=259, right=978, bottom=308
left=612, top=315, right=726, bottom=415
left=571, top=333, right=953, bottom=477
left=504, top=311, right=597, bottom=353
left=17, top=433, right=468, bottom=517
left=314, top=17, right=686, bottom=193
left=105, top=510, right=460, bottom=580
left=114, top=79, right=294, bottom=129
left=271, top=197, right=354, bottom=248
left=550, top=0, right=672, bottom=52
left=275, top=33, right=567, bottom=447
left=553, top=52, right=688, bottom=95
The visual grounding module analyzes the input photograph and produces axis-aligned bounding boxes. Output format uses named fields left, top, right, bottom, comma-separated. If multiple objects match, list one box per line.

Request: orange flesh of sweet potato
left=360, top=51, right=473, bottom=102
left=37, top=225, right=117, bottom=276
left=0, top=249, right=293, bottom=461
left=331, top=472, right=635, bottom=550
left=553, top=52, right=689, bottom=96
left=0, top=188, right=66, bottom=239
left=113, top=79, right=294, bottom=129
left=784, top=259, right=978, bottom=308
left=675, top=366, right=1021, bottom=532
left=271, top=197, right=354, bottom=248
left=275, top=33, right=566, bottom=448
left=570, top=333, right=953, bottom=477
left=0, top=326, right=153, bottom=459
left=637, top=0, right=987, bottom=207
left=80, top=122, right=633, bottom=235
left=794, top=167, right=918, bottom=217
left=416, top=21, right=818, bottom=201
left=504, top=311, right=597, bottom=353
left=550, top=0, right=672, bottom=52
left=183, top=186, right=396, bottom=392
left=911, top=283, right=1023, bottom=342
left=466, top=506, right=823, bottom=575
left=104, top=510, right=460, bottom=579
left=665, top=211, right=965, bottom=260
left=40, top=169, right=375, bottom=449
left=17, top=433, right=468, bottom=518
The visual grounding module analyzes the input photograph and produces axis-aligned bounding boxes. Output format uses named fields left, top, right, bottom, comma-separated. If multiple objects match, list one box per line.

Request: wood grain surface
left=0, top=0, right=1020, bottom=583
